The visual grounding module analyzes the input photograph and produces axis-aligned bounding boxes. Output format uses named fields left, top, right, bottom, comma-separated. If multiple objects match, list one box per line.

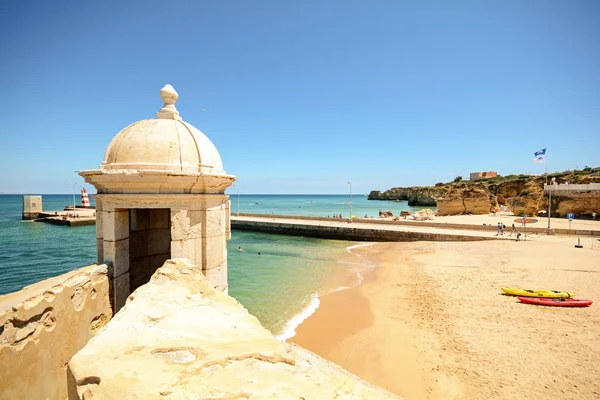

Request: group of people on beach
left=329, top=213, right=343, bottom=218
left=497, top=222, right=522, bottom=241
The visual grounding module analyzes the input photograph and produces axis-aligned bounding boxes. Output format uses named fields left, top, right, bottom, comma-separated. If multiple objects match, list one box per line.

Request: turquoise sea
left=0, top=194, right=428, bottom=338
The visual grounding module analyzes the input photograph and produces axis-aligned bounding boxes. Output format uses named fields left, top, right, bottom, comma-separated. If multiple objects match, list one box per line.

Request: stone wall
left=232, top=214, right=600, bottom=237
left=0, top=264, right=112, bottom=400
left=68, top=259, right=400, bottom=399
left=232, top=217, right=493, bottom=242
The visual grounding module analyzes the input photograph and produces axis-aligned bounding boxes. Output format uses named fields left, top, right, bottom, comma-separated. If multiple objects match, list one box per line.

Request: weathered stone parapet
left=0, top=264, right=111, bottom=400
left=68, top=259, right=400, bottom=399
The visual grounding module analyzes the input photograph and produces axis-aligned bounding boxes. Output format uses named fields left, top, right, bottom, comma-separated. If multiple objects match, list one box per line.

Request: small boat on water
left=501, top=287, right=574, bottom=298
left=518, top=297, right=592, bottom=307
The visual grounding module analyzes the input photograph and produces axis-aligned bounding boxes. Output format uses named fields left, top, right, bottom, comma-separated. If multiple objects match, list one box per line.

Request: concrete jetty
left=22, top=195, right=96, bottom=226
left=231, top=214, right=516, bottom=242
left=232, top=212, right=600, bottom=240
left=34, top=208, right=96, bottom=226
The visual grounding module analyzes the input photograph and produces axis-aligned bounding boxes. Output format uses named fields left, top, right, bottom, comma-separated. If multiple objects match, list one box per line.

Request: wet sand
left=291, top=229, right=600, bottom=399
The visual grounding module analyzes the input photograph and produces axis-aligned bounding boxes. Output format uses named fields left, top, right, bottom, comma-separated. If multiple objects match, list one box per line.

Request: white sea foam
left=346, top=242, right=374, bottom=255
left=275, top=293, right=320, bottom=341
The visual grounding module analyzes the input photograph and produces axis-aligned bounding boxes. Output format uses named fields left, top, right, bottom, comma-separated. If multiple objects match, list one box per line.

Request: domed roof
left=101, top=85, right=225, bottom=175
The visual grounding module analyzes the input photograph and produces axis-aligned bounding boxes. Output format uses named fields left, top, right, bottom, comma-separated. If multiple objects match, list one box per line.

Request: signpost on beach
left=568, top=213, right=574, bottom=234
left=523, top=215, right=527, bottom=241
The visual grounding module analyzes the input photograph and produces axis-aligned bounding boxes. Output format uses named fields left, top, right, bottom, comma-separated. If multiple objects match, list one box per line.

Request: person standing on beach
left=510, top=223, right=516, bottom=236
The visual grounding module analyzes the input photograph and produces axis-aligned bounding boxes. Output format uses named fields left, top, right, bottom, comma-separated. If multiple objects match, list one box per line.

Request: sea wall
left=232, top=213, right=600, bottom=237
left=232, top=215, right=493, bottom=242
left=0, top=264, right=112, bottom=400
left=67, top=258, right=400, bottom=399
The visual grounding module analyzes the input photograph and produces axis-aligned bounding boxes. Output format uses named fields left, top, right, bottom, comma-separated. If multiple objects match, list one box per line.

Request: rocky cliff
left=369, top=186, right=444, bottom=206
left=369, top=169, right=600, bottom=217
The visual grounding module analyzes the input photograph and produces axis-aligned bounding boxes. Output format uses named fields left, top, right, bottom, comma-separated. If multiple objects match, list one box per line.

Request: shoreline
left=290, top=231, right=600, bottom=399
left=274, top=242, right=377, bottom=341
left=290, top=242, right=441, bottom=399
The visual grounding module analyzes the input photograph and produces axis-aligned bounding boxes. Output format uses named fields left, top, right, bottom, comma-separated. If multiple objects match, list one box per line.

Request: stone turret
left=80, top=85, right=236, bottom=311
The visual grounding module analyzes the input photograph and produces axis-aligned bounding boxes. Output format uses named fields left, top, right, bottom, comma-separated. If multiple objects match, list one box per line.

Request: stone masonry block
left=113, top=272, right=130, bottom=312
left=149, top=209, right=170, bottom=229
left=96, top=238, right=104, bottom=263
left=204, top=196, right=227, bottom=210
left=96, top=211, right=103, bottom=239
left=204, top=208, right=225, bottom=237
left=129, top=230, right=147, bottom=259
left=185, top=195, right=225, bottom=211
left=94, top=197, right=102, bottom=212
left=170, top=209, right=191, bottom=241
left=187, top=210, right=204, bottom=239
left=171, top=239, right=195, bottom=261
left=203, top=235, right=225, bottom=269
left=203, top=265, right=222, bottom=290
left=147, top=228, right=171, bottom=256
left=103, top=210, right=130, bottom=241
left=225, top=202, right=231, bottom=240
left=103, top=238, right=130, bottom=277
left=193, top=237, right=204, bottom=268
left=130, top=209, right=148, bottom=231
left=130, top=257, right=150, bottom=291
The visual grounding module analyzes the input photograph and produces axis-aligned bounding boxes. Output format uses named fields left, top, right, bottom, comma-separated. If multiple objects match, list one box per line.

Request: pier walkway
left=232, top=214, right=514, bottom=242
left=35, top=208, right=96, bottom=226
left=232, top=213, right=600, bottom=243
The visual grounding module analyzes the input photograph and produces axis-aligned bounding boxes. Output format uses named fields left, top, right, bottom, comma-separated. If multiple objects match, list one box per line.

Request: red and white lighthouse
left=81, top=188, right=91, bottom=208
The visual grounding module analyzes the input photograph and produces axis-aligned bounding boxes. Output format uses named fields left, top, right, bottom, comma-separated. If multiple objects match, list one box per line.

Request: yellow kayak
left=501, top=287, right=574, bottom=298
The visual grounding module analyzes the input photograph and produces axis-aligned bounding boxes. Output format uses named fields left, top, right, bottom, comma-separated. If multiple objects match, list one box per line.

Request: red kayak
left=518, top=297, right=592, bottom=307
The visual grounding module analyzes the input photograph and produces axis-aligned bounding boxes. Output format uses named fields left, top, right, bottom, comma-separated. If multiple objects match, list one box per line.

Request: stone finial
left=156, top=84, right=182, bottom=120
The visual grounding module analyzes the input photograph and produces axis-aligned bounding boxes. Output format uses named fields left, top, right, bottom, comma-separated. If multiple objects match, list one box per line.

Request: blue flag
left=533, top=148, right=547, bottom=164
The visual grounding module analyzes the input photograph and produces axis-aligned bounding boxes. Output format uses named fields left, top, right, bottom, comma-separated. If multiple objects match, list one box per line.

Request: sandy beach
left=291, top=217, right=600, bottom=399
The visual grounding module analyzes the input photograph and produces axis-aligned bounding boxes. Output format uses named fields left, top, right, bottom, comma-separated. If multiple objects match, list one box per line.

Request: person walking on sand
left=516, top=230, right=521, bottom=241
left=510, top=223, right=516, bottom=236
left=496, top=222, right=501, bottom=236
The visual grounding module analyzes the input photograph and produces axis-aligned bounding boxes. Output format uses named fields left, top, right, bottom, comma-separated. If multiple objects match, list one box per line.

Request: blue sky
left=0, top=1, right=598, bottom=195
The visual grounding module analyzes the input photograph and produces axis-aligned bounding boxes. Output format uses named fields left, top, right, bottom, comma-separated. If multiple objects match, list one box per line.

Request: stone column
left=169, top=194, right=229, bottom=291
left=100, top=205, right=130, bottom=311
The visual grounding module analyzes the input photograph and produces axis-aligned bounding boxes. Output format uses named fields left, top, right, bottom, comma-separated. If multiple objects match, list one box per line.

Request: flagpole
left=547, top=185, right=552, bottom=231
